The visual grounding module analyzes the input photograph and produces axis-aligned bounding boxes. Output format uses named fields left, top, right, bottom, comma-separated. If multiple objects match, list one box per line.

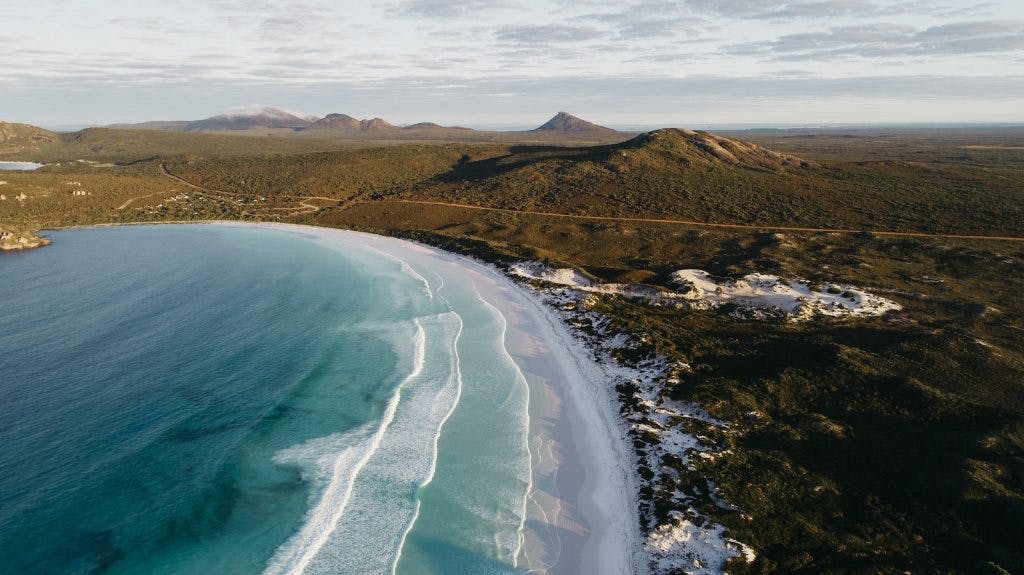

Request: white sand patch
left=646, top=513, right=755, bottom=574
left=509, top=261, right=900, bottom=321
left=523, top=284, right=753, bottom=573
left=670, top=269, right=900, bottom=319
left=510, top=261, right=595, bottom=287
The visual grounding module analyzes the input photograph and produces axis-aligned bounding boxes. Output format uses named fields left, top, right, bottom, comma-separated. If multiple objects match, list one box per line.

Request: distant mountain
left=305, top=113, right=361, bottom=131
left=303, top=115, right=480, bottom=134
left=106, top=121, right=190, bottom=131
left=404, top=122, right=442, bottom=130
left=183, top=107, right=315, bottom=132
left=107, top=107, right=315, bottom=132
left=533, top=112, right=616, bottom=134
left=359, top=117, right=393, bottom=131
left=98, top=108, right=630, bottom=143
left=303, top=114, right=399, bottom=132
left=402, top=122, right=473, bottom=131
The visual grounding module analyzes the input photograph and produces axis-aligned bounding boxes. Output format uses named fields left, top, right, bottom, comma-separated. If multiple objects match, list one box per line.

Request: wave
left=262, top=319, right=425, bottom=575
left=471, top=285, right=534, bottom=568
left=365, top=246, right=434, bottom=300
left=389, top=273, right=463, bottom=575
left=264, top=306, right=468, bottom=575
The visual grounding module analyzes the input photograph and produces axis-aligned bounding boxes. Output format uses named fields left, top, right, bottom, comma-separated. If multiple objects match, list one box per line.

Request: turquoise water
left=0, top=224, right=531, bottom=575
left=0, top=161, right=44, bottom=170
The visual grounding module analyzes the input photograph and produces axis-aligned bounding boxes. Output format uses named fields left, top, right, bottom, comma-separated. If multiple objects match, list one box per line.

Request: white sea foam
left=389, top=275, right=464, bottom=575
left=366, top=245, right=434, bottom=299
left=472, top=285, right=534, bottom=568
left=262, top=319, right=426, bottom=575
left=240, top=224, right=643, bottom=575
left=296, top=311, right=464, bottom=575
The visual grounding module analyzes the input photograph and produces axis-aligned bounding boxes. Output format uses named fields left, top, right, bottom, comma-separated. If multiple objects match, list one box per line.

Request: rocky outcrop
left=0, top=225, right=51, bottom=251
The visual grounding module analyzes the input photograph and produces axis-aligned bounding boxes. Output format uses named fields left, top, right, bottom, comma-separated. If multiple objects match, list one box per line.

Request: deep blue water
left=0, top=224, right=531, bottom=575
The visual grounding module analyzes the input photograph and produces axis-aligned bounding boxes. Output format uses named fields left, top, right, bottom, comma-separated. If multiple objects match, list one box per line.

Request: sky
left=2, top=0, right=1023, bottom=128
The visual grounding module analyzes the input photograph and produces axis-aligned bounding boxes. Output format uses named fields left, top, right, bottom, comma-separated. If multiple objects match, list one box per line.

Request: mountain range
left=106, top=107, right=617, bottom=135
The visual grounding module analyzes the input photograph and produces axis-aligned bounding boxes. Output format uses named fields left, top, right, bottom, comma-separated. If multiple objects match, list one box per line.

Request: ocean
left=0, top=224, right=533, bottom=575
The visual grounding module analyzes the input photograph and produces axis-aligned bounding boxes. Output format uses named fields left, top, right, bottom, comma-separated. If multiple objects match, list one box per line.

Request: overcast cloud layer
left=1, top=0, right=1023, bottom=126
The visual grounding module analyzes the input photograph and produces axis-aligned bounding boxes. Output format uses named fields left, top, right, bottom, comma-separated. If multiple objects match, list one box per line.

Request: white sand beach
left=252, top=223, right=646, bottom=575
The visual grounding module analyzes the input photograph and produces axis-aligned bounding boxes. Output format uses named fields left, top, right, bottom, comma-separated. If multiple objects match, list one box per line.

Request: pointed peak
left=533, top=112, right=615, bottom=133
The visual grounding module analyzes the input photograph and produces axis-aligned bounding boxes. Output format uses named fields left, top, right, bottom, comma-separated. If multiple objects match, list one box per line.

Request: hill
left=102, top=108, right=631, bottom=143
left=396, top=127, right=1022, bottom=236
left=0, top=121, right=59, bottom=157
left=532, top=111, right=616, bottom=134
left=106, top=121, right=190, bottom=131
left=183, top=107, right=314, bottom=131
left=304, top=114, right=394, bottom=132
left=107, top=107, right=316, bottom=133
left=403, top=122, right=471, bottom=131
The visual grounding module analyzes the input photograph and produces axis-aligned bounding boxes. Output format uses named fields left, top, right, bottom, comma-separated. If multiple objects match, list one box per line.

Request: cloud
left=4, top=71, right=1024, bottom=126
left=727, top=20, right=1024, bottom=59
left=494, top=24, right=606, bottom=44
left=398, top=0, right=511, bottom=17
left=687, top=0, right=1001, bottom=20
left=688, top=0, right=880, bottom=19
left=2, top=0, right=1022, bottom=125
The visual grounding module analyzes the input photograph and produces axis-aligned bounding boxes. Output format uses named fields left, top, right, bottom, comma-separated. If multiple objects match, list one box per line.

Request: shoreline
left=29, top=220, right=648, bottom=573
left=280, top=222, right=647, bottom=574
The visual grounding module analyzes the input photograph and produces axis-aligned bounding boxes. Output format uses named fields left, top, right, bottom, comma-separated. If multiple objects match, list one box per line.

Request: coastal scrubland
left=2, top=123, right=1022, bottom=573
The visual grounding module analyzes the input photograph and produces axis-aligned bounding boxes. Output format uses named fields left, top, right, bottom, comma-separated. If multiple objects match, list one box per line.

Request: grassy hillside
left=0, top=122, right=60, bottom=158
left=164, top=144, right=508, bottom=205
left=396, top=128, right=1024, bottom=237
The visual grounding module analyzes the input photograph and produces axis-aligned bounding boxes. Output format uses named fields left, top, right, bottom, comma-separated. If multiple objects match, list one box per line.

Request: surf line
left=389, top=270, right=465, bottom=575
left=262, top=319, right=427, bottom=575
left=365, top=245, right=434, bottom=300
left=471, top=283, right=535, bottom=568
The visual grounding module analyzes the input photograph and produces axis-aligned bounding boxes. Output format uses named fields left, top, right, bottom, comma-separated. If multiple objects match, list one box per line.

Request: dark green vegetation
left=2, top=121, right=1023, bottom=573
left=588, top=234, right=1024, bottom=574
left=398, top=128, right=1024, bottom=237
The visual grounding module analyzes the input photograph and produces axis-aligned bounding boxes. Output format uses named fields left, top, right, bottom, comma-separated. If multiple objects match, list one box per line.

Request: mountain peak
left=533, top=112, right=615, bottom=133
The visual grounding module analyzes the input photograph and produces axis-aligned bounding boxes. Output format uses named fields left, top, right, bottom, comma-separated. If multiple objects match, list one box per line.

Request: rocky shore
left=0, top=225, right=51, bottom=251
